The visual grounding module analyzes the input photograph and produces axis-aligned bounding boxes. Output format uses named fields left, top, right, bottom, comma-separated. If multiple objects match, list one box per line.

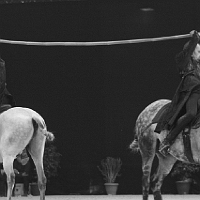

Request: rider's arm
left=175, top=30, right=199, bottom=72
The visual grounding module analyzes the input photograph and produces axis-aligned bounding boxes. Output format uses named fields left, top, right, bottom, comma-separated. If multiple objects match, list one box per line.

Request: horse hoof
left=153, top=191, right=162, bottom=200
left=143, top=194, right=149, bottom=200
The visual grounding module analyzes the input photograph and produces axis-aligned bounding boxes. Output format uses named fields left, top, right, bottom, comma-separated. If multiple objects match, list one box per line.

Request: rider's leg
left=159, top=92, right=200, bottom=156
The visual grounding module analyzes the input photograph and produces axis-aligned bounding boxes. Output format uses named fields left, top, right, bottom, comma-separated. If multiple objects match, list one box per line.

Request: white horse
left=0, top=106, right=54, bottom=200
left=130, top=99, right=200, bottom=200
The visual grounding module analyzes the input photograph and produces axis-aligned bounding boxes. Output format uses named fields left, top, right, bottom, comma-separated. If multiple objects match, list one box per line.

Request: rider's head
left=16, top=155, right=29, bottom=165
left=192, top=43, right=200, bottom=62
left=183, top=41, right=200, bottom=62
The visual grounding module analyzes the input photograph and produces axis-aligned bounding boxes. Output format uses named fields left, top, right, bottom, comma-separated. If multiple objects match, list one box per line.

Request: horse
left=0, top=106, right=54, bottom=200
left=130, top=99, right=200, bottom=200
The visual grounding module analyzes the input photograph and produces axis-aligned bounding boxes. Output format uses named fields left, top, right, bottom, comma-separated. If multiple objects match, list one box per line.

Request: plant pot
left=30, top=183, right=40, bottom=196
left=176, top=179, right=192, bottom=194
left=104, top=183, right=119, bottom=195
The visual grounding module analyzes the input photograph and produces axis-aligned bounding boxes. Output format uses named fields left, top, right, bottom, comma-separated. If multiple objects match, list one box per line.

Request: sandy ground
left=2, top=195, right=200, bottom=200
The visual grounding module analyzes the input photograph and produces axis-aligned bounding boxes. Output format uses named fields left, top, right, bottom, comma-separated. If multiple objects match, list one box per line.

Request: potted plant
left=97, top=157, right=122, bottom=195
left=30, top=142, right=61, bottom=195
left=171, top=161, right=200, bottom=194
left=43, top=142, right=61, bottom=179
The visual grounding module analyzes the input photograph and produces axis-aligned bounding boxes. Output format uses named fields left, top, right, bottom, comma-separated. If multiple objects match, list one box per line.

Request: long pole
left=0, top=34, right=191, bottom=46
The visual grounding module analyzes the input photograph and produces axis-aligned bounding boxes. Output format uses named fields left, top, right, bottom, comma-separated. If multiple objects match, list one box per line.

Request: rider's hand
left=190, top=30, right=199, bottom=37
left=14, top=169, right=19, bottom=174
left=22, top=172, right=28, bottom=176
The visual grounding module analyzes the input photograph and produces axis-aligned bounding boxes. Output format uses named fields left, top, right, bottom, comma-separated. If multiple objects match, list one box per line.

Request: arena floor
left=3, top=195, right=200, bottom=200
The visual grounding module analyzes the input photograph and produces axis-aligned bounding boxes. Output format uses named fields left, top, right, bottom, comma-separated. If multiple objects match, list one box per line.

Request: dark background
left=0, top=0, right=200, bottom=195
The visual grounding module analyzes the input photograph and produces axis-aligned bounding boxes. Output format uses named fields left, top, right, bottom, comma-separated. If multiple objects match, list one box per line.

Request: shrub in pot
left=171, top=161, right=200, bottom=194
left=98, top=157, right=122, bottom=195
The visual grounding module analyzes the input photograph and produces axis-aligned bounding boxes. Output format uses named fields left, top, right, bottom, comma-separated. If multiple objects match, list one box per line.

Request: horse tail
left=44, top=131, right=55, bottom=142
left=130, top=126, right=139, bottom=152
left=32, top=118, right=55, bottom=142
left=130, top=122, right=153, bottom=153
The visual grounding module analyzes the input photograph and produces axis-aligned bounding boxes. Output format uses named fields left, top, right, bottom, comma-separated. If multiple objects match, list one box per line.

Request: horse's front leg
left=151, top=154, right=176, bottom=200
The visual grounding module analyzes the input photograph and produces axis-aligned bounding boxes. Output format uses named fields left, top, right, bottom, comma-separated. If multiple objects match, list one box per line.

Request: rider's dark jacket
left=0, top=58, right=16, bottom=107
left=155, top=31, right=200, bottom=133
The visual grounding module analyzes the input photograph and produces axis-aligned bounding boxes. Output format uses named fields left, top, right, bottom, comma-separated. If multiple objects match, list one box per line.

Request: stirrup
left=159, top=143, right=170, bottom=157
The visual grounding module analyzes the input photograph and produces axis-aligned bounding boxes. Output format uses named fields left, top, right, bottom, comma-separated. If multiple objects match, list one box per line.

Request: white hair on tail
left=44, top=131, right=55, bottom=142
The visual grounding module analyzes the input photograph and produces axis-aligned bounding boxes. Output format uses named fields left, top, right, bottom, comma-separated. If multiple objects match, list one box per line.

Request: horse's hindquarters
left=0, top=108, right=35, bottom=157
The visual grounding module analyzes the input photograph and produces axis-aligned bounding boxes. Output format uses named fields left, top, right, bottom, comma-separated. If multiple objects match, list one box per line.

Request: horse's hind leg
left=28, top=134, right=46, bottom=200
left=151, top=154, right=176, bottom=200
left=141, top=151, right=155, bottom=200
left=3, top=156, right=15, bottom=200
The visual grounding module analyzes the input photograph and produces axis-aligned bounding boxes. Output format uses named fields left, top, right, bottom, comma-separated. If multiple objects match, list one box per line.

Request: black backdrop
left=0, top=0, right=200, bottom=194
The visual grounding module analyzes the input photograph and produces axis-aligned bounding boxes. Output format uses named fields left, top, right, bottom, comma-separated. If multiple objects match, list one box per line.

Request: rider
left=0, top=57, right=29, bottom=163
left=159, top=30, right=200, bottom=156
left=0, top=57, right=15, bottom=107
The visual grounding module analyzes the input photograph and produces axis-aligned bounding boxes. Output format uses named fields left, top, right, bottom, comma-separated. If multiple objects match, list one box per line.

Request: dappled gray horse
left=130, top=99, right=200, bottom=200
left=0, top=107, right=54, bottom=200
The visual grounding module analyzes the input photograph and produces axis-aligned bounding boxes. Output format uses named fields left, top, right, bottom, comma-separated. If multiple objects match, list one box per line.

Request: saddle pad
left=152, top=102, right=171, bottom=124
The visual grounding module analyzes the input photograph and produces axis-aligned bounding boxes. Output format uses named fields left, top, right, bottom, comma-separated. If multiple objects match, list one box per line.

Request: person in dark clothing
left=159, top=30, right=200, bottom=156
left=13, top=156, right=31, bottom=196
left=0, top=58, right=16, bottom=107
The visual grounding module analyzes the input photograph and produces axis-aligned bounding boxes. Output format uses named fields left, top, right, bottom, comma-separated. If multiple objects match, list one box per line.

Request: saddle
left=153, top=103, right=200, bottom=163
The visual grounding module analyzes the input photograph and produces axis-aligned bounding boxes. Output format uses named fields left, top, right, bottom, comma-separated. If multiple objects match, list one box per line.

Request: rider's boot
left=159, top=137, right=174, bottom=157
left=159, top=114, right=193, bottom=157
